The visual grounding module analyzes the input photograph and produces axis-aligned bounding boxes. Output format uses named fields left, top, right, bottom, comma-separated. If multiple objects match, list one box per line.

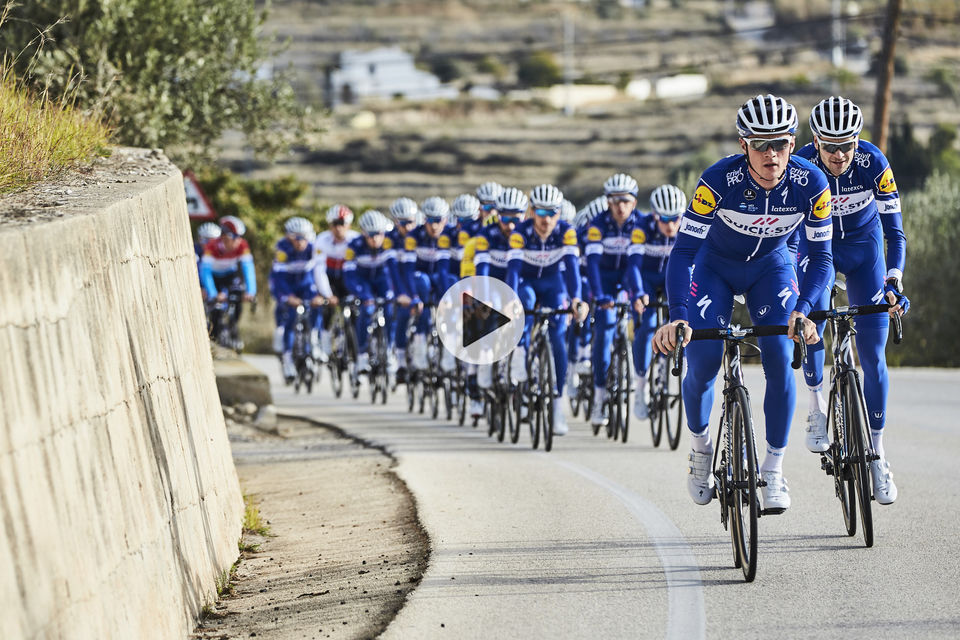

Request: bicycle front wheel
left=541, top=339, right=556, bottom=452
left=649, top=355, right=664, bottom=447
left=665, top=352, right=684, bottom=450
left=829, top=382, right=856, bottom=536
left=729, top=387, right=759, bottom=582
left=846, top=373, right=874, bottom=548
left=618, top=337, right=632, bottom=444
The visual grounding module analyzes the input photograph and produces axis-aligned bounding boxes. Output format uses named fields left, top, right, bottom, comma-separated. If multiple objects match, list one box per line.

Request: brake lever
left=791, top=317, right=806, bottom=370
left=671, top=323, right=686, bottom=377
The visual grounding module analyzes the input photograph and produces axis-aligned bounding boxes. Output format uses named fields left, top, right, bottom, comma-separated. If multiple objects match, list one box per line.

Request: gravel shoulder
left=194, top=415, right=429, bottom=640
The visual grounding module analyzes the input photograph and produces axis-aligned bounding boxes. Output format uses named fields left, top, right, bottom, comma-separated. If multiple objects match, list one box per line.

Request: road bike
left=647, top=294, right=683, bottom=450
left=809, top=285, right=902, bottom=548
left=209, top=284, right=249, bottom=353
left=520, top=306, right=574, bottom=452
left=362, top=297, right=391, bottom=406
left=567, top=315, right=593, bottom=420
left=325, top=302, right=356, bottom=399
left=289, top=303, right=318, bottom=394
left=674, top=318, right=805, bottom=582
left=340, top=299, right=362, bottom=399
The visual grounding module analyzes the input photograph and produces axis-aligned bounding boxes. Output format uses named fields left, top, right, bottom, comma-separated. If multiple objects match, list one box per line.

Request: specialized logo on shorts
left=691, top=184, right=719, bottom=217
left=563, top=228, right=578, bottom=246
left=631, top=228, right=646, bottom=244
left=344, top=248, right=355, bottom=261
left=438, top=235, right=451, bottom=249
left=275, top=250, right=288, bottom=263
left=404, top=236, right=417, bottom=251
left=458, top=230, right=471, bottom=246
left=812, top=189, right=832, bottom=219
left=475, top=236, right=489, bottom=251
left=877, top=167, right=897, bottom=194
left=383, top=237, right=393, bottom=250
left=508, top=233, right=525, bottom=249
left=697, top=295, right=712, bottom=319
left=778, top=287, right=793, bottom=308
left=586, top=226, right=602, bottom=242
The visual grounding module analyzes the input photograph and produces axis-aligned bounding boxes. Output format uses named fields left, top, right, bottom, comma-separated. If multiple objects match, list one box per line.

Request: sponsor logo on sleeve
left=404, top=236, right=417, bottom=251
left=458, top=230, right=470, bottom=246
left=438, top=235, right=451, bottom=249
left=878, top=197, right=901, bottom=214
left=812, top=189, right=832, bottom=219
left=476, top=236, right=489, bottom=251
left=586, top=226, right=602, bottom=242
left=877, top=167, right=897, bottom=194
left=631, top=228, right=646, bottom=244
left=345, top=248, right=356, bottom=260
left=275, top=250, right=288, bottom=263
left=680, top=217, right=709, bottom=239
left=691, top=183, right=719, bottom=217
left=509, top=233, right=525, bottom=249
left=806, top=225, right=833, bottom=242
left=383, top=237, right=393, bottom=250
left=563, top=228, right=578, bottom=246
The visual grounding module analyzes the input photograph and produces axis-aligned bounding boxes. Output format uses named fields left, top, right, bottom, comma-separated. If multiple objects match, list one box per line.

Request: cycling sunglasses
left=330, top=219, right=346, bottom=227
left=480, top=202, right=496, bottom=212
left=291, top=234, right=310, bottom=241
left=425, top=215, right=445, bottom=223
left=499, top=214, right=521, bottom=224
left=745, top=136, right=792, bottom=153
left=820, top=140, right=856, bottom=154
left=533, top=207, right=558, bottom=217
left=608, top=195, right=636, bottom=204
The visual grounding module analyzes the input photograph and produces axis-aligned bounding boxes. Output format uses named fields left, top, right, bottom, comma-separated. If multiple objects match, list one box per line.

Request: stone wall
left=0, top=150, right=243, bottom=639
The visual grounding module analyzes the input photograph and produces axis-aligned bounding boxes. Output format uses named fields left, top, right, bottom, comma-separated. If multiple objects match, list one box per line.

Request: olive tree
left=1, top=0, right=311, bottom=160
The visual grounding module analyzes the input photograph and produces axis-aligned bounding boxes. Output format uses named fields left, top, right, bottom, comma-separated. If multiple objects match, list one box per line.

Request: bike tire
left=830, top=382, right=857, bottom=537
left=649, top=355, right=663, bottom=447
left=430, top=377, right=439, bottom=420
left=529, top=345, right=542, bottom=450
left=508, top=384, right=521, bottom=444
left=729, top=387, right=759, bottom=582
left=666, top=352, right=684, bottom=450
left=847, top=374, right=874, bottom=548
left=542, top=339, right=556, bottom=452
left=604, top=361, right=617, bottom=440
left=619, top=338, right=632, bottom=444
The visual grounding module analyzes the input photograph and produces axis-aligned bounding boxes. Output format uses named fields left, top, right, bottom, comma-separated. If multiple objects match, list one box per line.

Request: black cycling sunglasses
left=330, top=219, right=346, bottom=227
left=821, top=140, right=856, bottom=154
left=746, top=137, right=792, bottom=153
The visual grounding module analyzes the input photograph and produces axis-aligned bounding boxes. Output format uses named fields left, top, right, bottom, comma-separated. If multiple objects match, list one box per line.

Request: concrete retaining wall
left=0, top=151, right=244, bottom=639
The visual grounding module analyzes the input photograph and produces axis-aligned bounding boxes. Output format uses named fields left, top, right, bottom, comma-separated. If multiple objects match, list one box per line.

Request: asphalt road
left=247, top=355, right=960, bottom=639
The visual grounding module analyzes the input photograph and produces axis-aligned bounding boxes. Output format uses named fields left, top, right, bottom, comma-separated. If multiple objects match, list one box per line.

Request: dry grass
left=0, top=3, right=111, bottom=194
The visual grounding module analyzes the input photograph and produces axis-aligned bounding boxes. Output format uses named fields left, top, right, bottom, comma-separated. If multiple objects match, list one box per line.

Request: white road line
left=554, top=459, right=706, bottom=640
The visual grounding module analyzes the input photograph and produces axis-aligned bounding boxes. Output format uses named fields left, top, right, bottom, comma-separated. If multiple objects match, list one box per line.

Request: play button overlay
left=436, top=276, right=524, bottom=365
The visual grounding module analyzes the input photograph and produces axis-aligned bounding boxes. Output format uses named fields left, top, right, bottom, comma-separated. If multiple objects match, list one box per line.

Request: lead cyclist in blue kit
left=653, top=94, right=831, bottom=512
left=795, top=96, right=909, bottom=504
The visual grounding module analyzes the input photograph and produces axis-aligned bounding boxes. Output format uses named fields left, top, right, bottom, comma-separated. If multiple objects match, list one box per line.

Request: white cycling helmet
left=575, top=195, right=607, bottom=228
left=603, top=173, right=639, bottom=197
left=809, top=95, right=863, bottom=139
left=284, top=216, right=315, bottom=237
left=560, top=199, right=577, bottom=224
left=359, top=210, right=393, bottom=235
left=421, top=196, right=450, bottom=220
left=452, top=194, right=481, bottom=220
left=649, top=185, right=687, bottom=220
left=736, top=94, right=798, bottom=137
left=219, top=215, right=246, bottom=237
left=530, top=184, right=564, bottom=210
left=326, top=203, right=354, bottom=224
left=389, top=197, right=419, bottom=222
left=476, top=181, right=504, bottom=203
left=197, top=222, right=221, bottom=242
left=496, top=187, right=529, bottom=214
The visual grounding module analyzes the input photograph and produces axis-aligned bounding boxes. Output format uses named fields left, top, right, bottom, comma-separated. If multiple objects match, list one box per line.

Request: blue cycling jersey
left=794, top=139, right=905, bottom=280
left=270, top=237, right=318, bottom=302
left=635, top=213, right=677, bottom=284
left=451, top=218, right=483, bottom=276
left=584, top=208, right=645, bottom=303
left=667, top=153, right=834, bottom=322
left=343, top=235, right=398, bottom=298
left=505, top=219, right=581, bottom=300
left=401, top=225, right=456, bottom=303
left=473, top=224, right=513, bottom=281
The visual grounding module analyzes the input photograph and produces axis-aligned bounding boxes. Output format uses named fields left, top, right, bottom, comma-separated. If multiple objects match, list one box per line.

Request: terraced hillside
left=229, top=0, right=960, bottom=210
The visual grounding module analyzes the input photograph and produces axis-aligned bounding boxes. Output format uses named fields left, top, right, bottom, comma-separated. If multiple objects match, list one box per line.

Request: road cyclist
left=199, top=215, right=257, bottom=350
left=505, top=184, right=588, bottom=439
left=313, top=204, right=360, bottom=360
left=652, top=94, right=833, bottom=514
left=794, top=95, right=909, bottom=504
left=387, top=196, right=421, bottom=385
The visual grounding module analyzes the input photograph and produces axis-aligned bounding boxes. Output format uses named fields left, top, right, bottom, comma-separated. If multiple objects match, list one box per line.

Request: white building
left=328, top=48, right=459, bottom=107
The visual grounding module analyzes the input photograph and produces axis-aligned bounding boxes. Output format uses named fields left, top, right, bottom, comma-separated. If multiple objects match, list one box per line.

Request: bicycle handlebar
left=808, top=302, right=903, bottom=345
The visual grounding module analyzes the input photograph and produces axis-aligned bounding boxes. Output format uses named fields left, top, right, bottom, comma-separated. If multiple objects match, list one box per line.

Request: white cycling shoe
left=805, top=410, right=830, bottom=452
left=633, top=382, right=649, bottom=420
left=575, top=358, right=592, bottom=376
left=357, top=352, right=370, bottom=374
left=281, top=351, right=296, bottom=383
left=477, top=364, right=493, bottom=389
left=590, top=387, right=607, bottom=427
left=871, top=458, right=898, bottom=505
left=760, top=470, right=791, bottom=512
left=510, top=346, right=528, bottom=384
left=440, top=349, right=456, bottom=373
left=411, top=335, right=428, bottom=370
left=469, top=399, right=484, bottom=419
left=565, top=367, right=577, bottom=398
left=272, top=327, right=285, bottom=354
left=687, top=449, right=715, bottom=505
left=552, top=398, right=568, bottom=436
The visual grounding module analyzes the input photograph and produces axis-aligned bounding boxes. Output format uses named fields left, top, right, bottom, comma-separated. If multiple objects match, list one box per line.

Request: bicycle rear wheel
left=508, top=382, right=522, bottom=444
left=729, top=387, right=759, bottom=582
left=846, top=374, right=874, bottom=548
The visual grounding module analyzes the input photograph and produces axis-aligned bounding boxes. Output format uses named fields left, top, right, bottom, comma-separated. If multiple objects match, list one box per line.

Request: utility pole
left=831, top=0, right=845, bottom=85
left=873, top=0, right=903, bottom=153
left=563, top=12, right=574, bottom=117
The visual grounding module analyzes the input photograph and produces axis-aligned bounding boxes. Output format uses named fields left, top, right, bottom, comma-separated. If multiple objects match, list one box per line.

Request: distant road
left=248, top=355, right=960, bottom=639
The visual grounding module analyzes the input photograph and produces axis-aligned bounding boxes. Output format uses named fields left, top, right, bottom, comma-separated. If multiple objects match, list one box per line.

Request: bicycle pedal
left=820, top=456, right=834, bottom=475
left=760, top=507, right=786, bottom=516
